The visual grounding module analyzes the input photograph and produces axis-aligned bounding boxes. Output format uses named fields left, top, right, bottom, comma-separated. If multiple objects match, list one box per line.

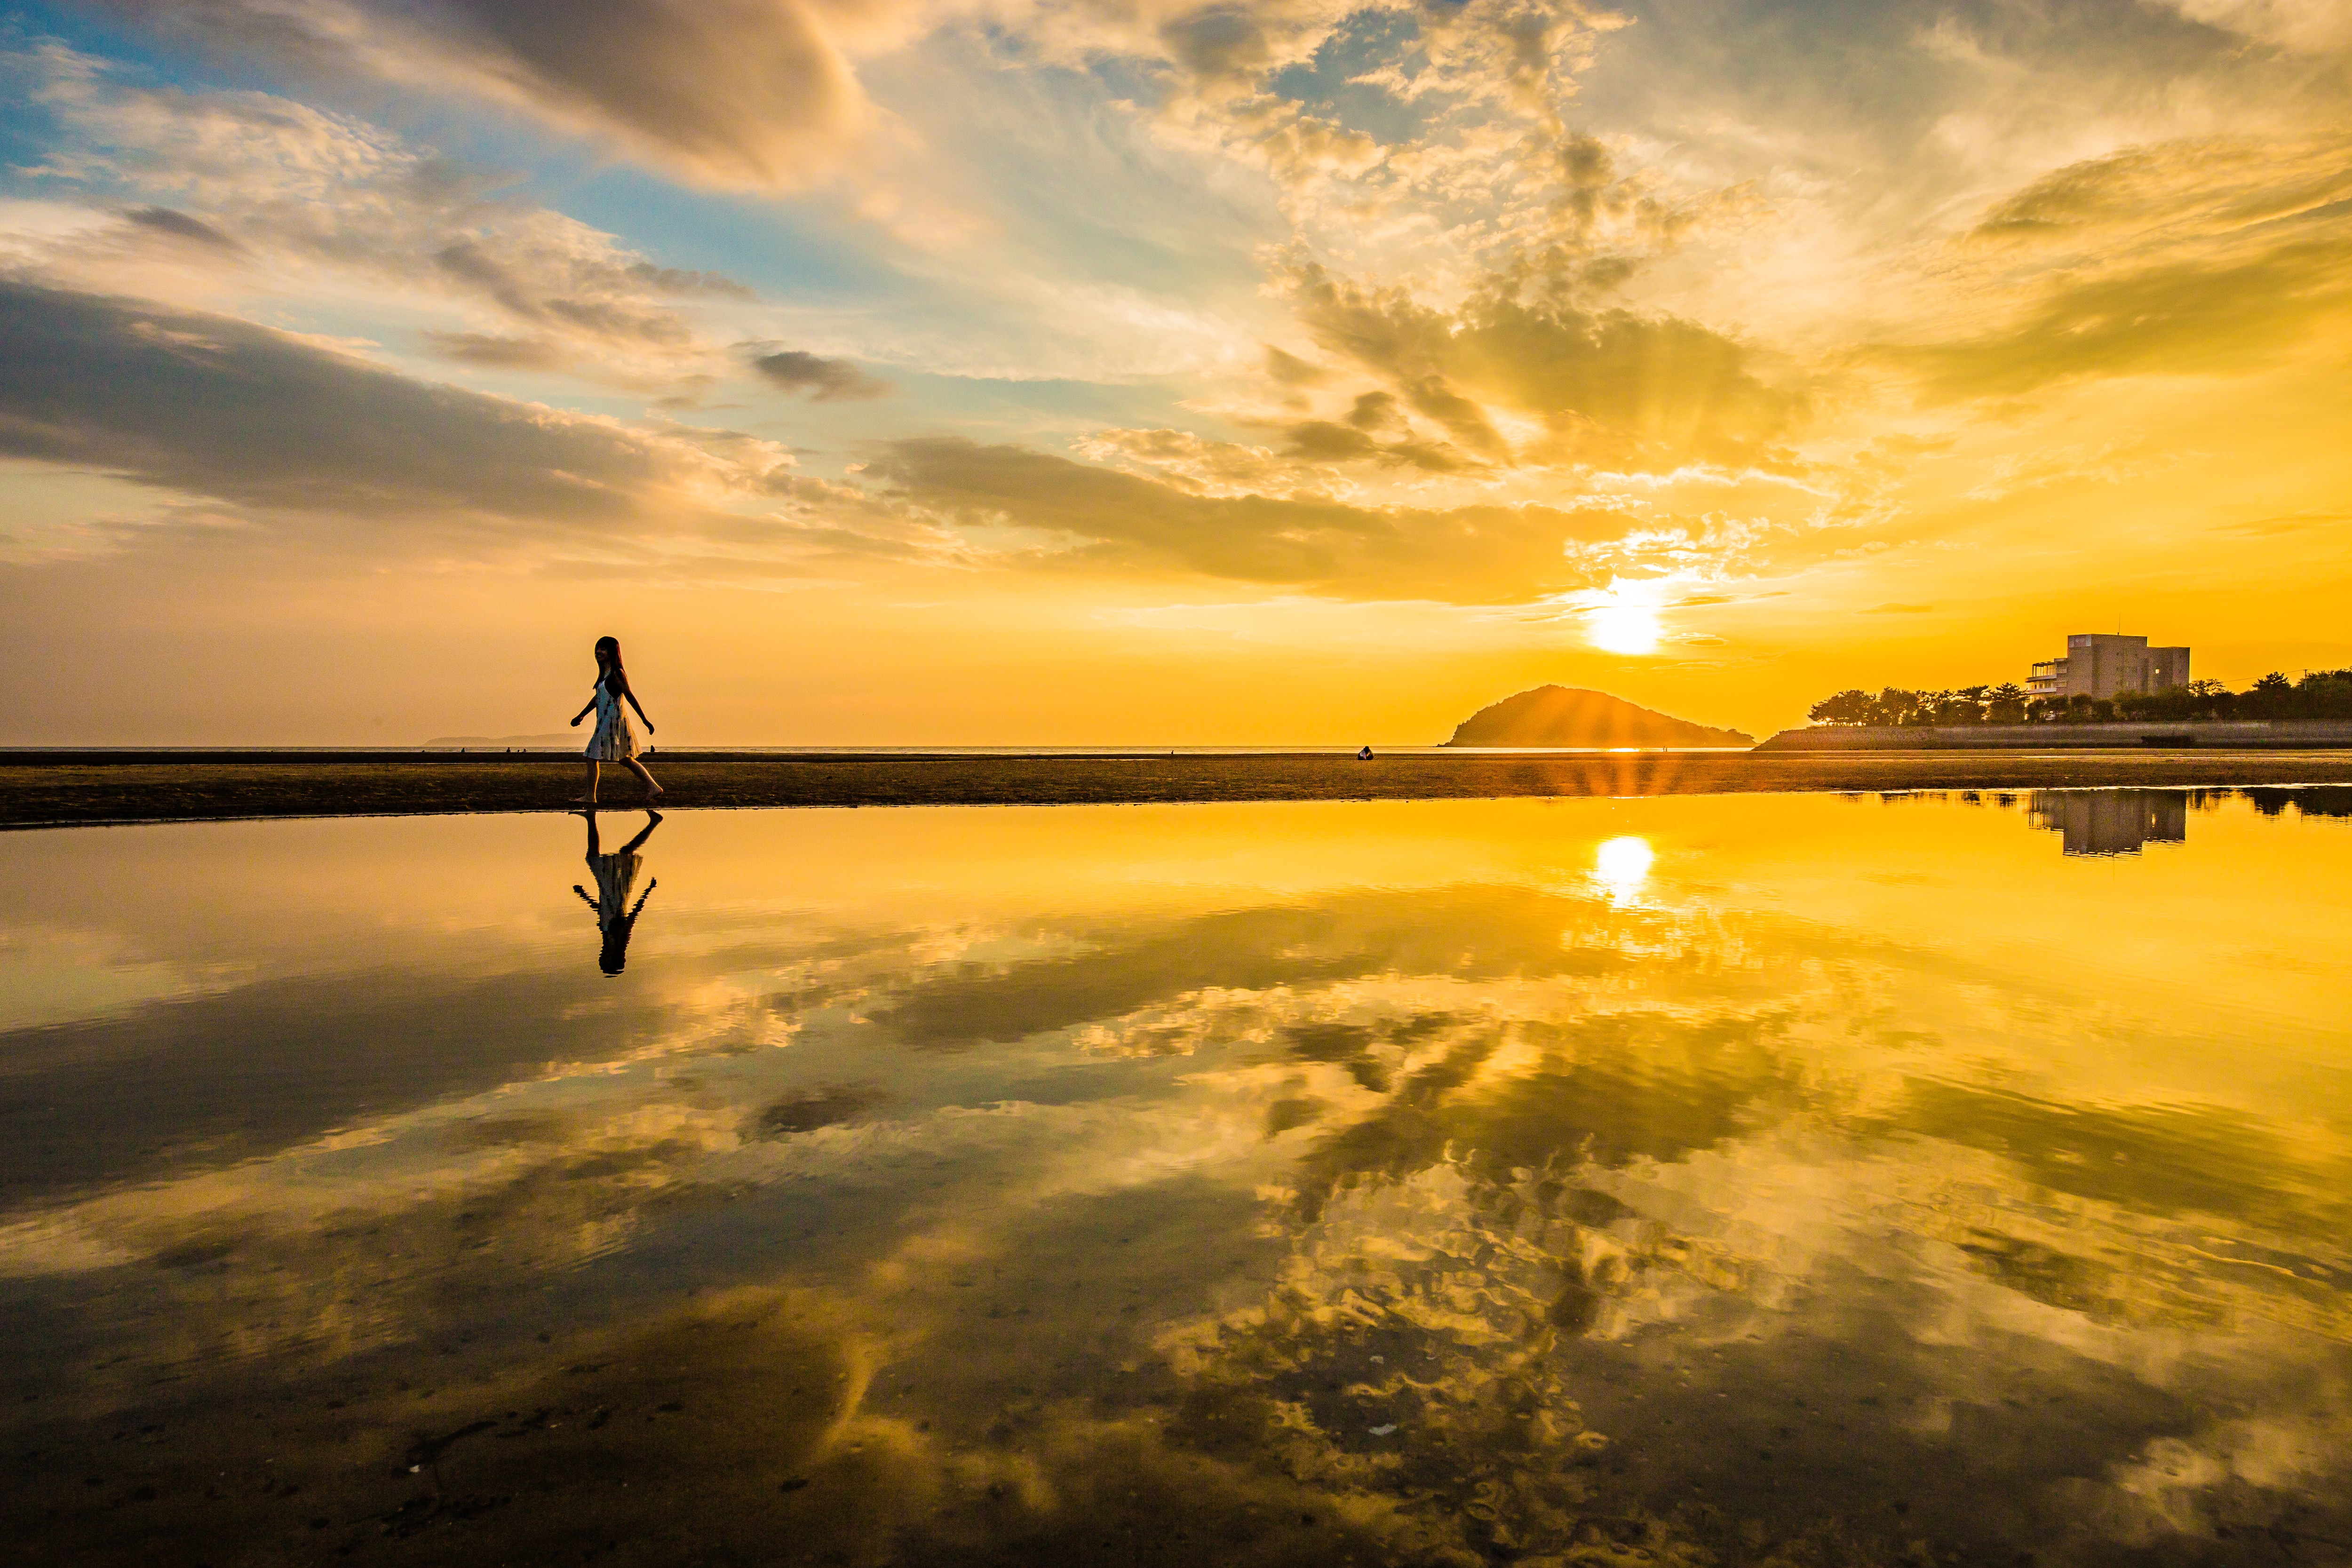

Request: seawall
left=1756, top=721, right=2352, bottom=750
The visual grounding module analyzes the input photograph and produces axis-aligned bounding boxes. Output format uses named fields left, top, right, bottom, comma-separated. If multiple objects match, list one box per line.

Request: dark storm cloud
left=749, top=348, right=893, bottom=402
left=871, top=436, right=1621, bottom=602
left=0, top=281, right=746, bottom=531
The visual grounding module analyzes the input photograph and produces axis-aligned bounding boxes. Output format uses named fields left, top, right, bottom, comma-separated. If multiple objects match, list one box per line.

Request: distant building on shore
left=2027, top=790, right=2187, bottom=856
left=2026, top=634, right=2189, bottom=700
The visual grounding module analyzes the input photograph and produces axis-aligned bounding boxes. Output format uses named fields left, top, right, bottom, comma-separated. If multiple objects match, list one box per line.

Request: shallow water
left=4, top=788, right=2351, bottom=1566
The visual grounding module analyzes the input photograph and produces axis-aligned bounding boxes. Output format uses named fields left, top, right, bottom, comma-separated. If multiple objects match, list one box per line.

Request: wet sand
left=5, top=748, right=2352, bottom=828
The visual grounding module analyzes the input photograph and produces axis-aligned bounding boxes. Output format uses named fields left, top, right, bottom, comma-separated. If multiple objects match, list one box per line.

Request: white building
left=2027, top=634, right=2190, bottom=701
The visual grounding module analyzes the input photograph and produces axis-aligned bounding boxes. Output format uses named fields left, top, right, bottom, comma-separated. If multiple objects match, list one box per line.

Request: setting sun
left=1581, top=585, right=1666, bottom=656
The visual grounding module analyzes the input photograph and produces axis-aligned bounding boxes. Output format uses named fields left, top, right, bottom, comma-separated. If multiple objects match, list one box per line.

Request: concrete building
left=2026, top=634, right=2190, bottom=700
left=2026, top=790, right=2188, bottom=856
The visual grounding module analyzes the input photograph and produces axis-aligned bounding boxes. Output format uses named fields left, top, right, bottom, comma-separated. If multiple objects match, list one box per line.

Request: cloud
left=1281, top=418, right=1475, bottom=473
left=1081, top=420, right=1470, bottom=486
left=1904, top=134, right=2352, bottom=400
left=121, top=205, right=242, bottom=250
left=749, top=348, right=893, bottom=401
left=1264, top=345, right=1332, bottom=386
left=1002, top=0, right=1669, bottom=292
left=101, top=0, right=894, bottom=190
left=0, top=280, right=774, bottom=541
left=869, top=435, right=1629, bottom=601
left=1283, top=262, right=1802, bottom=470
left=1965, top=135, right=2352, bottom=253
left=420, top=331, right=572, bottom=370
left=17, top=47, right=755, bottom=384
left=2216, top=510, right=2352, bottom=536
left=1073, top=428, right=1299, bottom=494
left=1906, top=240, right=2352, bottom=401
left=2145, top=0, right=2352, bottom=53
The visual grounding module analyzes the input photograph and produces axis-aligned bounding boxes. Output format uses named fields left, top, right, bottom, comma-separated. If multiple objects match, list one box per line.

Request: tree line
left=1807, top=669, right=2352, bottom=727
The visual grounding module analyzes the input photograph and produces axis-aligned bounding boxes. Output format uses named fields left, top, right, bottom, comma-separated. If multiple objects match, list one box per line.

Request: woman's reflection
left=573, top=809, right=660, bottom=975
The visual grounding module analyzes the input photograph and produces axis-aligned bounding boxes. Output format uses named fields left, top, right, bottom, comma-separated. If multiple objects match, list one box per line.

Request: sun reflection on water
left=1592, top=834, right=1654, bottom=902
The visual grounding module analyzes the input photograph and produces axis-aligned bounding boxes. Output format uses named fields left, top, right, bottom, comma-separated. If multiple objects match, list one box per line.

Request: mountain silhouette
left=1443, top=686, right=1752, bottom=748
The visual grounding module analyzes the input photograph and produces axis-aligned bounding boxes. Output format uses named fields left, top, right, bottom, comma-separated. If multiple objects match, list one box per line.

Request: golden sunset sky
left=0, top=0, right=2346, bottom=743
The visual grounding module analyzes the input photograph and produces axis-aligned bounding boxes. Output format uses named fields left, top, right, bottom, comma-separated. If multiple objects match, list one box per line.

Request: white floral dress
left=588, top=847, right=643, bottom=934
left=584, top=679, right=640, bottom=762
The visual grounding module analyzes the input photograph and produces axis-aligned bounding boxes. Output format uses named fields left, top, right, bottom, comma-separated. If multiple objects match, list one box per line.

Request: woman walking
left=570, top=635, right=662, bottom=805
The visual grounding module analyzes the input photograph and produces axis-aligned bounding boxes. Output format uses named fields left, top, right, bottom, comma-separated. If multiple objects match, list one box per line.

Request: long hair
left=598, top=910, right=639, bottom=975
left=594, top=635, right=625, bottom=687
left=596, top=880, right=656, bottom=976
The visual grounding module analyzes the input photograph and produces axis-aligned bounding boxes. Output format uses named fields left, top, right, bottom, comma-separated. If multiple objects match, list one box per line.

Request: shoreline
left=6, top=750, right=2352, bottom=830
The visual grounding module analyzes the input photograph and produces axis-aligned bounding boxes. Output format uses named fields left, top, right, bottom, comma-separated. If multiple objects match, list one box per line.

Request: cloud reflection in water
left=2, top=791, right=2351, bottom=1563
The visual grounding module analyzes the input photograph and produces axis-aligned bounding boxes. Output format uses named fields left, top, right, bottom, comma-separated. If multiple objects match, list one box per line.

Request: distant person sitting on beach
left=570, top=635, right=662, bottom=805
left=1358, top=745, right=1375, bottom=760
left=573, top=809, right=660, bottom=976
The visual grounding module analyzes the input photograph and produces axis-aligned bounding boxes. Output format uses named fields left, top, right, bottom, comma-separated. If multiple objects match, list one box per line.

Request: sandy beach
left=6, top=748, right=2351, bottom=829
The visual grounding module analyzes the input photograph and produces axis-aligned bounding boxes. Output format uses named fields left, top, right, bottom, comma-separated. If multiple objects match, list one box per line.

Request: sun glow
left=1593, top=835, right=1655, bottom=903
left=1581, top=583, right=1666, bottom=655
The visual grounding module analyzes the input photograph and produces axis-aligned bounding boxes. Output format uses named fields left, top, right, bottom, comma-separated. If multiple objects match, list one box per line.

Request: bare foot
left=646, top=785, right=665, bottom=800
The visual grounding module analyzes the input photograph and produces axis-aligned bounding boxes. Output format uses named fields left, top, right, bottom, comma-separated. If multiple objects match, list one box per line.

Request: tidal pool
left=4, top=788, right=2351, bottom=1566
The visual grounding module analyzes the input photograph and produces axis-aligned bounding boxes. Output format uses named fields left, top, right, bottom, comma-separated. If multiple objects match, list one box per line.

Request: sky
left=0, top=0, right=2345, bottom=745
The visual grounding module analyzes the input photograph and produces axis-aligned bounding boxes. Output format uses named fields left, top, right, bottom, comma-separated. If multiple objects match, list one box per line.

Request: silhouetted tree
left=1807, top=689, right=1876, bottom=725
left=1806, top=668, right=2352, bottom=729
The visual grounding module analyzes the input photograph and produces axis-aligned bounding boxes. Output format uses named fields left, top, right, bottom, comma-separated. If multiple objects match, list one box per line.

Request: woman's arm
left=624, top=689, right=654, bottom=732
left=570, top=694, right=596, bottom=726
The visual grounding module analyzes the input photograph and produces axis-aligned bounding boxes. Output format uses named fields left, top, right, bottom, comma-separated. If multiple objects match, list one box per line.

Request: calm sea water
left=4, top=789, right=2350, bottom=1566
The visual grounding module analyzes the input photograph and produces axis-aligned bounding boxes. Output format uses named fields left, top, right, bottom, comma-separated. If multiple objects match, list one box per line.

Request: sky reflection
left=3, top=791, right=2351, bottom=1564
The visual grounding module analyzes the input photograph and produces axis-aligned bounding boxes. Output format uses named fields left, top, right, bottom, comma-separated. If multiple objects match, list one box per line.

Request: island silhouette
left=1443, top=686, right=1753, bottom=748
